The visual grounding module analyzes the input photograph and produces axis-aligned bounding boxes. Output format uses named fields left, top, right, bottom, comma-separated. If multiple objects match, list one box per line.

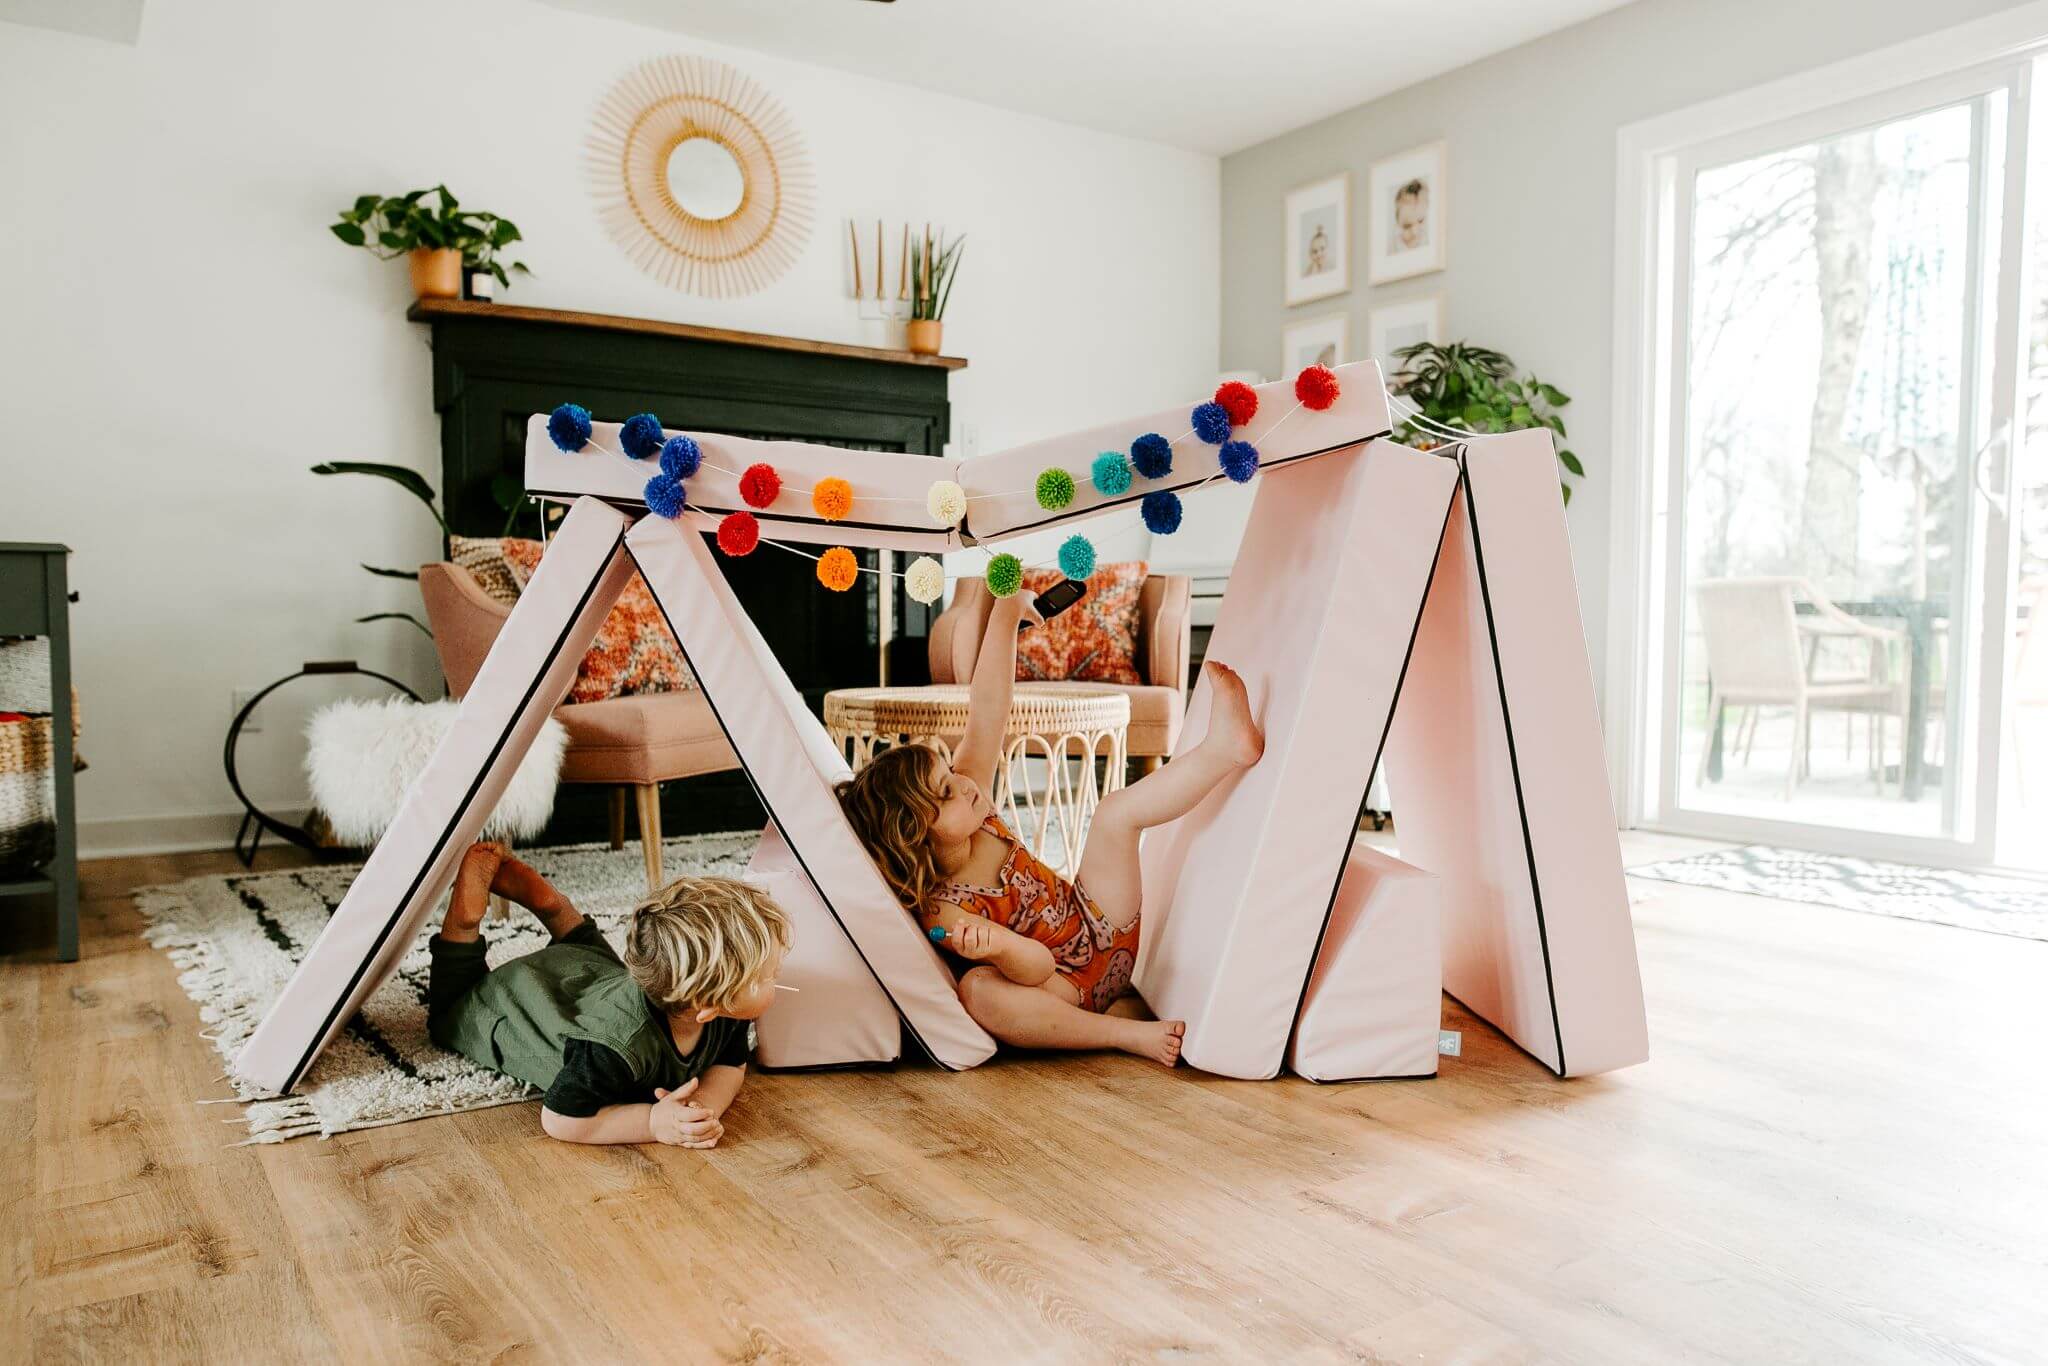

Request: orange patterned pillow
left=1015, top=561, right=1147, bottom=685
left=489, top=539, right=699, bottom=704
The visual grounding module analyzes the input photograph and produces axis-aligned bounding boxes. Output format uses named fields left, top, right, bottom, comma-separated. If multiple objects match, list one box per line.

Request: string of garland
left=542, top=365, right=1342, bottom=602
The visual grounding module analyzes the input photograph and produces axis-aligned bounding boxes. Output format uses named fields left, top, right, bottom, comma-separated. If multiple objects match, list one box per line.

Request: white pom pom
left=926, top=479, right=967, bottom=526
left=905, top=556, right=946, bottom=604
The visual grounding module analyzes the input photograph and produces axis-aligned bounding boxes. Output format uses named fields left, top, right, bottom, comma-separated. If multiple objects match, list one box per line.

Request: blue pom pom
left=1141, top=490, right=1183, bottom=535
left=644, top=473, right=687, bottom=519
left=1058, top=534, right=1096, bottom=581
left=1131, top=432, right=1173, bottom=480
left=659, top=435, right=701, bottom=480
left=1191, top=401, right=1232, bottom=445
left=1219, top=439, right=1261, bottom=484
left=547, top=403, right=592, bottom=452
left=928, top=925, right=948, bottom=943
left=620, top=412, right=665, bottom=460
left=1089, top=451, right=1133, bottom=497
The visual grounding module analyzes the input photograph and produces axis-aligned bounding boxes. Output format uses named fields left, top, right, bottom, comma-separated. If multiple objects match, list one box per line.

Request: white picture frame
left=1367, top=141, right=1447, bottom=284
left=1368, top=295, right=1445, bottom=377
left=1283, top=172, right=1350, bottom=306
left=1281, top=313, right=1349, bottom=379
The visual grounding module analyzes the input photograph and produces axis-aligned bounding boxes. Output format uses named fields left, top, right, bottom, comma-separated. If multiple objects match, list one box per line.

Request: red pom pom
left=739, top=463, right=781, bottom=509
left=1294, top=364, right=1340, bottom=411
left=1214, top=380, right=1259, bottom=427
left=717, top=510, right=760, bottom=557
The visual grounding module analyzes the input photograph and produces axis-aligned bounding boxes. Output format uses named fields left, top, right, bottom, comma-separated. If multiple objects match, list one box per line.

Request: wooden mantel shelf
left=406, top=298, right=967, bottom=371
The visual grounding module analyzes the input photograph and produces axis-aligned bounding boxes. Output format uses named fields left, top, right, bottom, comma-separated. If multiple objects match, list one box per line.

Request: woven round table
left=824, top=685, right=1129, bottom=878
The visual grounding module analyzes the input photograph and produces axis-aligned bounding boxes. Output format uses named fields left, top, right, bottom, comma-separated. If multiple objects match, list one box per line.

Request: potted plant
left=329, top=185, right=530, bottom=302
left=1389, top=340, right=1584, bottom=502
left=905, top=229, right=963, bottom=355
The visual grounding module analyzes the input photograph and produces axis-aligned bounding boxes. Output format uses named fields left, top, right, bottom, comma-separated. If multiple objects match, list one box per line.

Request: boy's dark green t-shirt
left=436, top=926, right=753, bottom=1118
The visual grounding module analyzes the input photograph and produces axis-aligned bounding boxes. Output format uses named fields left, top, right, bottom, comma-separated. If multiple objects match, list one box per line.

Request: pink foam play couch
left=1286, top=844, right=1443, bottom=1083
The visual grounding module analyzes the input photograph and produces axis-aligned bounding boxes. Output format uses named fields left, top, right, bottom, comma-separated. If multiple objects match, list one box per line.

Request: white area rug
left=138, top=831, right=760, bottom=1142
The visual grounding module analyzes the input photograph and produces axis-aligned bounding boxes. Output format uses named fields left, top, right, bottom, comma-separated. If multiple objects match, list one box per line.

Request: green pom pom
left=985, top=552, right=1023, bottom=598
left=1035, top=467, right=1076, bottom=511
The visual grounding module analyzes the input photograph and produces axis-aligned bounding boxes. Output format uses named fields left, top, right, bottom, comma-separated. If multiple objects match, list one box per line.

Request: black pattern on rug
left=1628, top=845, right=2048, bottom=942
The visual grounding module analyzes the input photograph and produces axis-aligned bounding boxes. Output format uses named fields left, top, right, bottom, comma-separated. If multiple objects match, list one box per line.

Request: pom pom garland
left=1214, top=381, right=1259, bottom=427
left=643, top=473, right=686, bottom=519
left=1294, top=364, right=1340, bottom=411
left=905, top=555, right=946, bottom=604
left=1141, top=489, right=1183, bottom=535
left=659, top=435, right=701, bottom=481
left=1219, top=439, right=1261, bottom=484
left=620, top=413, right=665, bottom=460
left=1058, top=534, right=1097, bottom=581
left=817, top=546, right=860, bottom=592
left=739, top=462, right=781, bottom=508
left=926, top=479, right=967, bottom=525
left=812, top=477, right=854, bottom=521
left=547, top=403, right=592, bottom=452
left=1035, top=467, right=1076, bottom=510
left=1131, top=432, right=1173, bottom=480
left=716, top=510, right=760, bottom=557
left=1089, top=451, right=1132, bottom=497
left=985, top=553, right=1024, bottom=598
left=1191, top=401, right=1232, bottom=445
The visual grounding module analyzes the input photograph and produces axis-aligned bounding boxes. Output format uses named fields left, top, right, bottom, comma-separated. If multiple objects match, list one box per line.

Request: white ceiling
left=539, top=0, right=1640, bottom=156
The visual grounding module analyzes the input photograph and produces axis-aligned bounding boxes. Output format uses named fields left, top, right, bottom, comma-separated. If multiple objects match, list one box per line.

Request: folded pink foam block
left=1135, top=439, right=1458, bottom=1079
left=624, top=513, right=997, bottom=1070
left=1287, top=844, right=1442, bottom=1082
left=1382, top=433, right=1647, bottom=1076
left=236, top=497, right=634, bottom=1096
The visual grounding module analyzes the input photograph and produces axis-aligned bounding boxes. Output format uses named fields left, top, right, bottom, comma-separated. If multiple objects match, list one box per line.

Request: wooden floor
left=4, top=833, right=2044, bottom=1364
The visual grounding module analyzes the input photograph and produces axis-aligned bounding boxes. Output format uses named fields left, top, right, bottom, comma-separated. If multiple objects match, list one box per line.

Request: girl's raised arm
left=953, top=591, right=1041, bottom=792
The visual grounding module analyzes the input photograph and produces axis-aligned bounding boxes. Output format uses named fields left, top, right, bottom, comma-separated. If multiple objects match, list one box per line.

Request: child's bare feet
left=1202, top=661, right=1264, bottom=767
left=1118, top=1018, right=1185, bottom=1067
left=443, top=842, right=505, bottom=941
left=488, top=851, right=582, bottom=937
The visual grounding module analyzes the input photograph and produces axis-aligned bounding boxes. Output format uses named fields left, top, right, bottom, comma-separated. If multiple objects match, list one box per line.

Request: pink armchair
left=928, top=575, right=1192, bottom=766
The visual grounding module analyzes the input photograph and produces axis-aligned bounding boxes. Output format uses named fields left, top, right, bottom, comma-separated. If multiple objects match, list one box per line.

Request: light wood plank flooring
left=3, top=832, right=2043, bottom=1363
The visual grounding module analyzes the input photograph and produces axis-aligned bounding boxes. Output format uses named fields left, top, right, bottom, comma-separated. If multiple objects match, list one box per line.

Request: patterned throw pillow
left=1014, top=561, right=1147, bottom=685
left=456, top=538, right=698, bottom=704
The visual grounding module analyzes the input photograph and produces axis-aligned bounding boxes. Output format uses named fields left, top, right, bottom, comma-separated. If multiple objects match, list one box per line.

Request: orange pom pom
left=812, top=477, right=854, bottom=521
left=817, top=546, right=859, bottom=592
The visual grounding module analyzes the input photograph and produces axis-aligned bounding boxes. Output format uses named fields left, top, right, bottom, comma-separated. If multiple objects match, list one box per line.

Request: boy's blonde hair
left=834, top=742, right=947, bottom=913
left=624, top=875, right=791, bottom=1013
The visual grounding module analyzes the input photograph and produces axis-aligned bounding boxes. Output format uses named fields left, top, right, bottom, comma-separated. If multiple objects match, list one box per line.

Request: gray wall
left=1220, top=0, right=2028, bottom=696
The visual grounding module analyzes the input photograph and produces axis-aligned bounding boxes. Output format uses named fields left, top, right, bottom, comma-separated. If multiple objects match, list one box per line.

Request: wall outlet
left=231, top=687, right=262, bottom=733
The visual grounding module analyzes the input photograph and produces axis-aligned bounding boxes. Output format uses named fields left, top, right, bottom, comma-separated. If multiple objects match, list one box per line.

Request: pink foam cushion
left=962, top=363, right=1393, bottom=543
left=1134, top=440, right=1458, bottom=1078
left=236, top=497, right=635, bottom=1096
left=624, top=513, right=997, bottom=1070
left=1287, top=844, right=1442, bottom=1082
left=746, top=822, right=904, bottom=1069
left=1382, top=433, right=1647, bottom=1077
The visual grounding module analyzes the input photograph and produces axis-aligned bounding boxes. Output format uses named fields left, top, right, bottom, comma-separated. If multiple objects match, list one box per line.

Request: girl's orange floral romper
left=922, top=816, right=1140, bottom=1013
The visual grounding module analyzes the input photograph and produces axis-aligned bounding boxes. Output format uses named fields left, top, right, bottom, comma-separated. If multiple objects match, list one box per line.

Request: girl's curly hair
left=835, top=742, right=948, bottom=913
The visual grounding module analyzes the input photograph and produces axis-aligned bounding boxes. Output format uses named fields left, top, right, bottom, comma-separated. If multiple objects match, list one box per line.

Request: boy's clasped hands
left=651, top=1077, right=724, bottom=1148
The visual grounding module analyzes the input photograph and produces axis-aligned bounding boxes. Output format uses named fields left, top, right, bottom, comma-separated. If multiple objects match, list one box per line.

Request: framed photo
left=1281, top=313, right=1349, bottom=379
left=1367, top=142, right=1446, bottom=284
left=1283, top=173, right=1350, bottom=306
left=1368, top=295, right=1445, bottom=377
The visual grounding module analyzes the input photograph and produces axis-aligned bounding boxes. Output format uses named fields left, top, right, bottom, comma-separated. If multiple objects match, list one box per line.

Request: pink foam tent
left=235, top=363, right=1647, bottom=1095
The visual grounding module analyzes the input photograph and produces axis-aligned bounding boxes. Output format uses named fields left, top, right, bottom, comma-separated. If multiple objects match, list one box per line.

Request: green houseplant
left=1389, top=341, right=1584, bottom=502
left=904, top=230, right=964, bottom=355
left=329, top=185, right=530, bottom=301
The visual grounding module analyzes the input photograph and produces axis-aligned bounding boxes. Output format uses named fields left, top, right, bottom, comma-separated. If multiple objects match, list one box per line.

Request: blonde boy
left=427, top=842, right=790, bottom=1147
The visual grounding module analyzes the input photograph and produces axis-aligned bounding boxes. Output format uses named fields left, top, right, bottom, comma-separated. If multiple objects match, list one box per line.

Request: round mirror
left=665, top=137, right=747, bottom=221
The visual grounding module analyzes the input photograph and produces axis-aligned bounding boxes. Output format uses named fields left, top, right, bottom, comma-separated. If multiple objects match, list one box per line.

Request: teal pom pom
left=1141, top=490, right=1183, bottom=534
left=547, top=403, right=592, bottom=452
left=620, top=413, right=664, bottom=460
left=1131, top=432, right=1173, bottom=479
left=986, top=552, right=1023, bottom=598
left=1090, top=451, right=1132, bottom=497
left=1035, top=468, right=1076, bottom=511
left=928, top=925, right=948, bottom=943
left=1058, top=535, right=1096, bottom=581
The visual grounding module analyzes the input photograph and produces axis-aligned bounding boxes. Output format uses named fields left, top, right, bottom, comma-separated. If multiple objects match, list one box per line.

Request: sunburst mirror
left=586, top=55, right=815, bottom=298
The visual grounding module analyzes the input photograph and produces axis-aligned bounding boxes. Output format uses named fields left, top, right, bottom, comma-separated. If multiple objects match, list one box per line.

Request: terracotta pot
left=408, top=247, right=463, bottom=301
left=904, top=319, right=943, bottom=355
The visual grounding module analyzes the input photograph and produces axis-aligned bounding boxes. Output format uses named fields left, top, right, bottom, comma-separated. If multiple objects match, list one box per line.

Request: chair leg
left=635, top=783, right=664, bottom=892
left=1696, top=689, right=1722, bottom=786
left=1739, top=707, right=1759, bottom=765
left=1786, top=704, right=1808, bottom=799
left=608, top=786, right=626, bottom=851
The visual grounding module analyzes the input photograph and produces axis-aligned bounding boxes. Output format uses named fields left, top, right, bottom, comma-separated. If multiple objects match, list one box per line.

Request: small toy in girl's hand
left=1029, top=577, right=1087, bottom=625
left=928, top=925, right=948, bottom=943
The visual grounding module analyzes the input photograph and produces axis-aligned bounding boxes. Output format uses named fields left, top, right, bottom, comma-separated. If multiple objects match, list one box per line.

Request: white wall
left=0, top=0, right=1218, bottom=854
left=1219, top=0, right=2031, bottom=708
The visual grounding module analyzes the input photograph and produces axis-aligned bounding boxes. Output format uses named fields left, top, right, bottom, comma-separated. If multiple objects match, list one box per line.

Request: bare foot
left=1202, top=661, right=1264, bottom=767
left=1119, top=1018, right=1185, bottom=1068
left=443, top=842, right=504, bottom=940
left=490, top=852, right=581, bottom=936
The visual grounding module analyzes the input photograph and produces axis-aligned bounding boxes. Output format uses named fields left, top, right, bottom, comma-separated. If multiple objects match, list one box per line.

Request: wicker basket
left=0, top=714, right=56, bottom=876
